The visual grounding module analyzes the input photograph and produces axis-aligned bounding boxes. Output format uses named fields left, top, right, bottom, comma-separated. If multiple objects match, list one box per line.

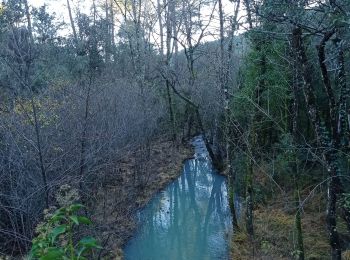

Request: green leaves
left=340, top=193, right=350, bottom=211
left=30, top=203, right=100, bottom=260
left=69, top=216, right=92, bottom=225
left=69, top=204, right=84, bottom=213
left=50, top=225, right=66, bottom=243
left=69, top=215, right=79, bottom=225
left=76, top=237, right=102, bottom=259
left=39, top=248, right=64, bottom=260
left=77, top=216, right=92, bottom=225
left=50, top=214, right=65, bottom=223
left=78, top=237, right=101, bottom=249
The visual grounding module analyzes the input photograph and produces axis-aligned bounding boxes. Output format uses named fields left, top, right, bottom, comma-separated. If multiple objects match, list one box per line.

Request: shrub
left=30, top=204, right=101, bottom=260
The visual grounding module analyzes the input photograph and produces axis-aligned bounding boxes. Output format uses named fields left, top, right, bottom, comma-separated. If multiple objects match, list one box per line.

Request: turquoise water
left=124, top=136, right=233, bottom=260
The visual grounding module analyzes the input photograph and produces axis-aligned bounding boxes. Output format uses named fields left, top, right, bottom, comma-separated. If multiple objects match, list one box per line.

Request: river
left=124, top=136, right=233, bottom=260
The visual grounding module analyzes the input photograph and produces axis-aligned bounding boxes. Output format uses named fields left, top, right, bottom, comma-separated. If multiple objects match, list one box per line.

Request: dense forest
left=0, top=0, right=349, bottom=259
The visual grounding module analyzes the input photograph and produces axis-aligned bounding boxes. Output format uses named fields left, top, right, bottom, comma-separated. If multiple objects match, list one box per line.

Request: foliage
left=340, top=193, right=350, bottom=212
left=30, top=204, right=101, bottom=260
left=31, top=5, right=61, bottom=42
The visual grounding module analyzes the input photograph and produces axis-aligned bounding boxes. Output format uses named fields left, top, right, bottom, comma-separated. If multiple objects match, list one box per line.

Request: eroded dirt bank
left=90, top=139, right=193, bottom=258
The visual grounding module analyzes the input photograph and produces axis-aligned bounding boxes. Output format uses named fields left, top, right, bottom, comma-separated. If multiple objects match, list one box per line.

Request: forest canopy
left=0, top=0, right=350, bottom=259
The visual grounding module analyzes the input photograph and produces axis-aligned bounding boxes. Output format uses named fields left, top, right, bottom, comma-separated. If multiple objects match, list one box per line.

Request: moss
left=231, top=193, right=330, bottom=259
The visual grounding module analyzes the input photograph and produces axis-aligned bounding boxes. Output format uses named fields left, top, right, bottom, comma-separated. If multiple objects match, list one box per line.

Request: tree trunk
left=24, top=0, right=49, bottom=208
left=246, top=158, right=254, bottom=237
left=290, top=38, right=304, bottom=259
left=165, top=0, right=176, bottom=141
left=31, top=99, right=49, bottom=208
left=66, top=0, right=78, bottom=45
left=105, top=0, right=111, bottom=61
left=294, top=181, right=304, bottom=260
left=79, top=81, right=91, bottom=193
left=110, top=0, right=115, bottom=49
left=23, top=0, right=33, bottom=44
left=292, top=27, right=341, bottom=260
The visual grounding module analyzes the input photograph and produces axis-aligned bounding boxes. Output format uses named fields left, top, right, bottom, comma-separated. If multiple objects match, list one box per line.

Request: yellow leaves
left=257, top=209, right=294, bottom=228
left=14, top=97, right=61, bottom=127
left=14, top=99, right=30, bottom=115
left=51, top=78, right=70, bottom=92
left=0, top=3, right=4, bottom=16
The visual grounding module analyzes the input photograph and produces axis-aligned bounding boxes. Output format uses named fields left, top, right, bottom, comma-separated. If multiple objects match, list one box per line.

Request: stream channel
left=124, top=136, right=234, bottom=260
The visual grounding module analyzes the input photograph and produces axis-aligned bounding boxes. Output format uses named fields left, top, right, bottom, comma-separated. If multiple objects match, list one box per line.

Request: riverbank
left=90, top=138, right=193, bottom=258
left=123, top=135, right=233, bottom=259
left=231, top=193, right=330, bottom=259
left=229, top=165, right=349, bottom=259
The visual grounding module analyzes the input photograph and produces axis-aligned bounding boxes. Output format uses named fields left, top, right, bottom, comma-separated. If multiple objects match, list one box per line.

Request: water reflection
left=124, top=136, right=232, bottom=260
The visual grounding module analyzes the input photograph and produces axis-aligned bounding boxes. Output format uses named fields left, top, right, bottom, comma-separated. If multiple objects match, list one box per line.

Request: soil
left=90, top=139, right=193, bottom=259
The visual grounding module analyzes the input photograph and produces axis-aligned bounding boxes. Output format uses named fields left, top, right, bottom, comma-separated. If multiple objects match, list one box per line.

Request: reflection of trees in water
left=204, top=176, right=227, bottom=230
left=168, top=179, right=185, bottom=260
left=182, top=158, right=229, bottom=258
left=185, top=160, right=200, bottom=217
left=191, top=159, right=207, bottom=259
left=171, top=160, right=200, bottom=259
left=125, top=153, right=232, bottom=259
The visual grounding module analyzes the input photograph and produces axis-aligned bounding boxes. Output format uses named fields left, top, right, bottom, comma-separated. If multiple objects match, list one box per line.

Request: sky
left=30, top=0, right=91, bottom=23
left=29, top=0, right=245, bottom=43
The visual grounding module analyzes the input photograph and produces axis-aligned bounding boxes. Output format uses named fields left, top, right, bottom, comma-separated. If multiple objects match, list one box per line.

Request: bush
left=30, top=204, right=101, bottom=260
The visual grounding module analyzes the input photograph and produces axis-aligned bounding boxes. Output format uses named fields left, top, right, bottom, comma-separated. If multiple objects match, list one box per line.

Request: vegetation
left=227, top=1, right=350, bottom=259
left=30, top=203, right=101, bottom=260
left=0, top=0, right=349, bottom=259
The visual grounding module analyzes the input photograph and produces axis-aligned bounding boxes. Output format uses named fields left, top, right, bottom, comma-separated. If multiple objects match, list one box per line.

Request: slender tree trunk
left=165, top=0, right=176, bottom=141
left=219, top=0, right=241, bottom=229
left=170, top=0, right=179, bottom=71
left=242, top=0, right=259, bottom=240
left=168, top=80, right=218, bottom=165
left=157, top=0, right=164, bottom=54
left=166, top=80, right=176, bottom=141
left=110, top=0, right=115, bottom=50
left=158, top=0, right=176, bottom=141
left=217, top=0, right=226, bottom=162
left=294, top=176, right=304, bottom=260
left=335, top=39, right=350, bottom=232
left=79, top=81, right=91, bottom=192
left=336, top=40, right=349, bottom=145
left=105, top=0, right=111, bottom=61
left=246, top=158, right=254, bottom=236
left=31, top=99, right=49, bottom=208
left=291, top=40, right=305, bottom=259
left=228, top=148, right=239, bottom=230
left=67, top=0, right=78, bottom=45
left=24, top=0, right=49, bottom=208
left=292, top=27, right=341, bottom=260
left=23, top=0, right=33, bottom=44
left=243, top=0, right=253, bottom=29
left=317, top=31, right=337, bottom=142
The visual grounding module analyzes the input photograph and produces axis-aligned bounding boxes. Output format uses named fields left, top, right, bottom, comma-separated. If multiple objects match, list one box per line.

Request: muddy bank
left=90, top=139, right=193, bottom=258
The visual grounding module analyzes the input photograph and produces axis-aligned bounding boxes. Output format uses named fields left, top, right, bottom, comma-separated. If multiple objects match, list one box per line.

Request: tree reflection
left=124, top=138, right=233, bottom=260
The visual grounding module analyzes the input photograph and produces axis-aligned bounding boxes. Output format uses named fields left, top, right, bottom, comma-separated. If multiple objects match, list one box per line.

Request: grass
left=231, top=174, right=332, bottom=259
